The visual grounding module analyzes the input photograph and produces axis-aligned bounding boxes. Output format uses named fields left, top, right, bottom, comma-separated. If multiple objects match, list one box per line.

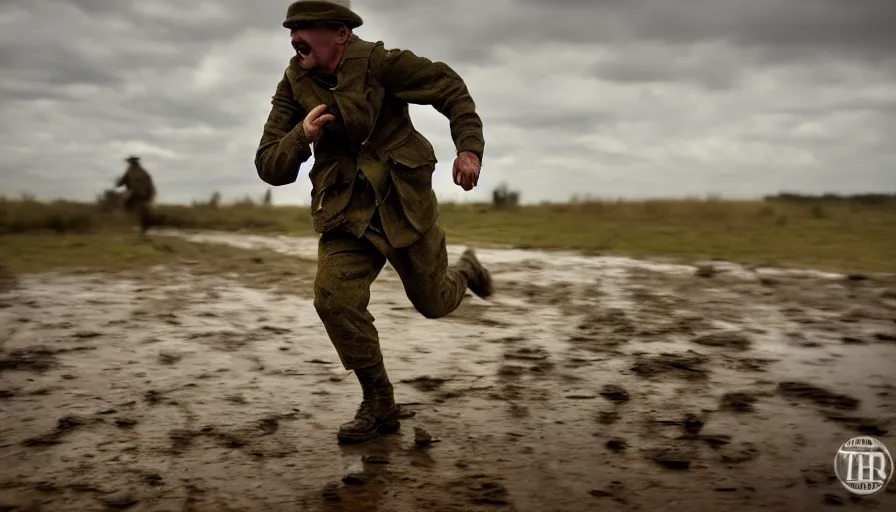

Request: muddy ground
left=1, top=230, right=895, bottom=511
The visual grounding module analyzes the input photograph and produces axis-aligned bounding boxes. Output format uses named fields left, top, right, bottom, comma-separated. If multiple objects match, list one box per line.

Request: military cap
left=283, top=0, right=363, bottom=30
left=125, top=156, right=140, bottom=163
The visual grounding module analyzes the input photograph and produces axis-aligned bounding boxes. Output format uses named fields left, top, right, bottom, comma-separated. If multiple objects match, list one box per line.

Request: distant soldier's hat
left=283, top=0, right=363, bottom=30
left=125, top=156, right=140, bottom=163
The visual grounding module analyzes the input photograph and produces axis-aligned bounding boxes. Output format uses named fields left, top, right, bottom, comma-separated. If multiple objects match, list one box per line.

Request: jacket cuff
left=457, top=140, right=484, bottom=164
left=290, top=124, right=311, bottom=154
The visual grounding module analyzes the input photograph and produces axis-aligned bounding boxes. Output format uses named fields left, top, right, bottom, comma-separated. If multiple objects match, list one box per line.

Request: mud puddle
left=0, top=231, right=894, bottom=511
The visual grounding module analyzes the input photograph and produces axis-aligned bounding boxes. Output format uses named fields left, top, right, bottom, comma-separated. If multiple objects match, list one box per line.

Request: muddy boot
left=457, top=248, right=493, bottom=299
left=337, top=360, right=400, bottom=444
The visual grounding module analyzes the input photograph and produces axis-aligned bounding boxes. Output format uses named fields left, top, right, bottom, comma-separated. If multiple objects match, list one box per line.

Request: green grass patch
left=1, top=195, right=894, bottom=273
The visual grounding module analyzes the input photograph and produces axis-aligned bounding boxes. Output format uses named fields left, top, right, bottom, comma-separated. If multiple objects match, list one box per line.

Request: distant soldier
left=115, top=156, right=156, bottom=233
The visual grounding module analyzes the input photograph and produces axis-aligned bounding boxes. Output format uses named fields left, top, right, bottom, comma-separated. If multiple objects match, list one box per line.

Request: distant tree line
left=763, top=192, right=896, bottom=204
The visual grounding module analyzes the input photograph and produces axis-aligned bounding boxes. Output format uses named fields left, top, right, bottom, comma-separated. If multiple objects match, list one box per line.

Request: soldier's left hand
left=453, top=151, right=480, bottom=191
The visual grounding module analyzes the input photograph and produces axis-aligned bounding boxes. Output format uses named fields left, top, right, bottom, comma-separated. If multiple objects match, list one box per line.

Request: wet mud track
left=1, top=231, right=895, bottom=511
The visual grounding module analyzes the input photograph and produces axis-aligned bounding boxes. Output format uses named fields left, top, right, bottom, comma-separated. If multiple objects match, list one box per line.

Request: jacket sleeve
left=371, top=45, right=485, bottom=163
left=254, top=71, right=312, bottom=186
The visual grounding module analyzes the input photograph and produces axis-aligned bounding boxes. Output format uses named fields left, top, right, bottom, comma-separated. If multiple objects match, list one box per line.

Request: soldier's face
left=290, top=25, right=347, bottom=71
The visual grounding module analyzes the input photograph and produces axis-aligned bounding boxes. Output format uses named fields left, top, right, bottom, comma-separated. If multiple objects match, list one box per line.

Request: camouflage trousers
left=313, top=216, right=469, bottom=370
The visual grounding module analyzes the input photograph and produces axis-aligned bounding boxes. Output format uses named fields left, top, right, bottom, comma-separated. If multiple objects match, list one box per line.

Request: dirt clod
left=114, top=417, right=138, bottom=428
left=682, top=413, right=704, bottom=434
left=99, top=491, right=137, bottom=509
left=341, top=473, right=367, bottom=485
left=414, top=427, right=437, bottom=448
left=599, top=384, right=630, bottom=403
left=605, top=439, right=627, bottom=452
left=157, top=350, right=183, bottom=364
left=361, top=454, right=390, bottom=465
left=694, top=264, right=717, bottom=278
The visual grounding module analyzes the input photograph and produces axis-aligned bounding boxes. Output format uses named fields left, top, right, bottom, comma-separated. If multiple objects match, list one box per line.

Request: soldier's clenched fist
left=303, top=104, right=335, bottom=144
left=453, top=151, right=480, bottom=191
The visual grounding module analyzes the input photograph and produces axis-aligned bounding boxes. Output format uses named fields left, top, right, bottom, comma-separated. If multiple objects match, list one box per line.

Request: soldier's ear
left=335, top=24, right=350, bottom=44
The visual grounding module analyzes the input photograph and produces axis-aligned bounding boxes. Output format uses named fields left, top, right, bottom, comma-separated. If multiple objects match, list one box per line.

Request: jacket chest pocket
left=386, top=131, right=438, bottom=196
left=388, top=132, right=437, bottom=170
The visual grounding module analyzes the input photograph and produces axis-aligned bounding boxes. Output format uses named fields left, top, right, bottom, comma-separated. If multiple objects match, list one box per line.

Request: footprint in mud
left=503, top=346, right=550, bottom=362
left=169, top=422, right=298, bottom=458
left=507, top=403, right=529, bottom=418
left=400, top=376, right=449, bottom=392
left=874, top=331, right=896, bottom=342
left=718, top=441, right=759, bottom=464
left=599, top=384, right=630, bottom=404
left=157, top=349, right=184, bottom=365
left=496, top=363, right=525, bottom=379
left=22, top=414, right=99, bottom=446
left=168, top=428, right=197, bottom=454
left=719, top=391, right=759, bottom=412
left=776, top=381, right=859, bottom=410
left=258, top=415, right=280, bottom=435
left=690, top=330, right=752, bottom=351
left=821, top=412, right=889, bottom=436
left=605, top=438, right=627, bottom=453
left=647, top=446, right=695, bottom=470
left=719, top=355, right=778, bottom=373
left=186, top=330, right=258, bottom=352
left=70, top=330, right=102, bottom=340
left=593, top=385, right=630, bottom=424
left=569, top=308, right=635, bottom=350
left=597, top=410, right=620, bottom=425
left=444, top=474, right=511, bottom=506
left=0, top=346, right=63, bottom=374
left=630, top=351, right=709, bottom=380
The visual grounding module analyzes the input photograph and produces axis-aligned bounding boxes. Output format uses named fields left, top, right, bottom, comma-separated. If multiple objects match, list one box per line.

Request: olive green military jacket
left=254, top=35, right=485, bottom=248
left=117, top=164, right=156, bottom=202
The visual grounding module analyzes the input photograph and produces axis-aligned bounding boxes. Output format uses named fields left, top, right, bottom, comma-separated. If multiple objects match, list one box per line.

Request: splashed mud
left=1, top=231, right=895, bottom=511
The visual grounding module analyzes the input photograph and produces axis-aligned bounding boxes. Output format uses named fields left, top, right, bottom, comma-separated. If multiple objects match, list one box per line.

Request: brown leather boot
left=337, top=360, right=400, bottom=444
left=457, top=248, right=494, bottom=299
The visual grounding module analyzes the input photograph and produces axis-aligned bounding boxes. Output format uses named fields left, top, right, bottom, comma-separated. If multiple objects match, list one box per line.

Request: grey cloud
left=588, top=43, right=746, bottom=90
left=365, top=0, right=896, bottom=68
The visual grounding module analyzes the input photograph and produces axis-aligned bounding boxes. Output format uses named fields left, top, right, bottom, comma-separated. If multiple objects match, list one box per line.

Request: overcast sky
left=1, top=0, right=894, bottom=205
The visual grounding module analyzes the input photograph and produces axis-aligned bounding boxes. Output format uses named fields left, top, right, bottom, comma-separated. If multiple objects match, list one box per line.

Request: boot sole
left=337, top=419, right=401, bottom=444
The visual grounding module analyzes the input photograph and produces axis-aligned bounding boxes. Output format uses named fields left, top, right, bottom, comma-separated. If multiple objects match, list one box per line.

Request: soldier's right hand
left=303, top=104, right=335, bottom=144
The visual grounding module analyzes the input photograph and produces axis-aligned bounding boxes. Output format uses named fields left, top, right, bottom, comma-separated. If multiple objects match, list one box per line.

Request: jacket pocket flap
left=388, top=133, right=437, bottom=169
left=310, top=158, right=354, bottom=191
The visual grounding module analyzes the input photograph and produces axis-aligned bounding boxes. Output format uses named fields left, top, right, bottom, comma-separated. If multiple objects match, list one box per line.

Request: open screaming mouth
left=295, top=43, right=311, bottom=56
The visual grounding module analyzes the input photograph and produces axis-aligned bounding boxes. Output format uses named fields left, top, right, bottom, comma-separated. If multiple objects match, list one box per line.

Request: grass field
left=1, top=194, right=894, bottom=274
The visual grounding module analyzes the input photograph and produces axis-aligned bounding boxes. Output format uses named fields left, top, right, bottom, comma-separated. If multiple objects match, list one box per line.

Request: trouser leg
left=313, top=229, right=401, bottom=443
left=123, top=194, right=151, bottom=234
left=369, top=218, right=494, bottom=320
left=313, top=230, right=386, bottom=370
left=136, top=203, right=152, bottom=233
